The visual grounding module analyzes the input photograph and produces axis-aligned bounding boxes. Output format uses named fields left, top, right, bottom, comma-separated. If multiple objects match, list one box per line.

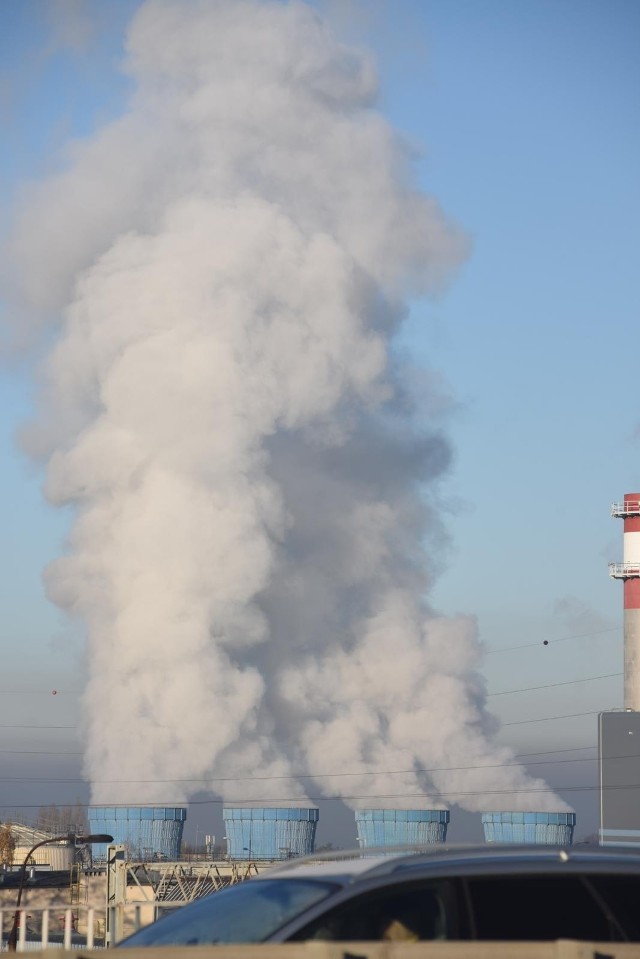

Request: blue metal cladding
left=223, top=807, right=319, bottom=860
left=481, top=812, right=576, bottom=845
left=355, top=809, right=450, bottom=848
left=88, top=806, right=187, bottom=860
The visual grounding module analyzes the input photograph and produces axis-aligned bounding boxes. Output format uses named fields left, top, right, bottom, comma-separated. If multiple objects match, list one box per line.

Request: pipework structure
left=609, top=493, right=640, bottom=710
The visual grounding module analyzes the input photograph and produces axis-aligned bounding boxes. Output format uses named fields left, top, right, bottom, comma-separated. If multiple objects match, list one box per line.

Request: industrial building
left=0, top=822, right=80, bottom=870
left=599, top=709, right=640, bottom=846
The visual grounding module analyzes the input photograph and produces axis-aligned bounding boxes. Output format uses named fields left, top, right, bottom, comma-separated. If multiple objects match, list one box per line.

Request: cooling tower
left=355, top=809, right=450, bottom=848
left=223, top=807, right=318, bottom=860
left=481, top=812, right=576, bottom=845
left=88, top=806, right=186, bottom=860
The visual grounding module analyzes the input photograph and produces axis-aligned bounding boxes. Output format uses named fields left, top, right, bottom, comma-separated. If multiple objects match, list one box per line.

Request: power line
left=0, top=725, right=76, bottom=729
left=488, top=672, right=622, bottom=697
left=0, top=690, right=79, bottom=695
left=0, top=627, right=623, bottom=706
left=0, top=682, right=621, bottom=733
left=486, top=626, right=621, bottom=654
left=4, top=782, right=640, bottom=810
left=0, top=749, right=82, bottom=756
left=514, top=745, right=596, bottom=758
left=0, top=744, right=597, bottom=762
left=503, top=710, right=602, bottom=726
left=0, top=708, right=612, bottom=735
left=5, top=750, right=635, bottom=786
left=2, top=628, right=620, bottom=700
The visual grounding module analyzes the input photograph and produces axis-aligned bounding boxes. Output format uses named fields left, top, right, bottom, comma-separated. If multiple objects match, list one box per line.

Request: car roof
left=258, top=843, right=640, bottom=885
left=257, top=856, right=390, bottom=880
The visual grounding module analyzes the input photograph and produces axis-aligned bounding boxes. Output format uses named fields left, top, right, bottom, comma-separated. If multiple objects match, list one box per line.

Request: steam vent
left=88, top=806, right=187, bottom=859
left=481, top=812, right=576, bottom=845
left=223, top=806, right=319, bottom=860
left=355, top=809, right=450, bottom=848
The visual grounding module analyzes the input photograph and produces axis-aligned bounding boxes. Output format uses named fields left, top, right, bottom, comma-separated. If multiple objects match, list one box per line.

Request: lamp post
left=7, top=832, right=113, bottom=951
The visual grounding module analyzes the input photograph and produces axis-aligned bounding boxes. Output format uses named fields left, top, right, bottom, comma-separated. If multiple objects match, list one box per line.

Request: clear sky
left=0, top=0, right=638, bottom=845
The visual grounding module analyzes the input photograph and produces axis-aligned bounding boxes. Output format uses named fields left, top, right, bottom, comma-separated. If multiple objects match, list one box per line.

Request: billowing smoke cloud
left=4, top=0, right=568, bottom=814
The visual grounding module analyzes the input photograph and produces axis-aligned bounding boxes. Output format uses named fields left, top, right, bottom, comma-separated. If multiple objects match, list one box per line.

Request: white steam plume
left=4, top=0, right=568, bottom=814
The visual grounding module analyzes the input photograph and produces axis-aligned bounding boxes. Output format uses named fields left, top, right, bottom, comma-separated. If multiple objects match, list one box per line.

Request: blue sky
left=0, top=0, right=638, bottom=842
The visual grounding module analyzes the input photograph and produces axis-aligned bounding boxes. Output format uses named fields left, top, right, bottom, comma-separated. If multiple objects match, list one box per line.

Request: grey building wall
left=599, top=710, right=640, bottom=846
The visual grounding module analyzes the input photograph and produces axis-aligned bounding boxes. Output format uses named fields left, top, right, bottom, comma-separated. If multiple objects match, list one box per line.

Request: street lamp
left=7, top=833, right=113, bottom=951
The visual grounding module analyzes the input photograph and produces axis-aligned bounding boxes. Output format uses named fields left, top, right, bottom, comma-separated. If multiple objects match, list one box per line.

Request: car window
left=119, top=878, right=339, bottom=946
left=588, top=875, right=640, bottom=940
left=463, top=875, right=618, bottom=941
left=289, top=881, right=454, bottom=942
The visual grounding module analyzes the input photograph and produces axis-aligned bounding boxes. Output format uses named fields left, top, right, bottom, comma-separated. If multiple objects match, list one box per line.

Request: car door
left=283, top=877, right=462, bottom=942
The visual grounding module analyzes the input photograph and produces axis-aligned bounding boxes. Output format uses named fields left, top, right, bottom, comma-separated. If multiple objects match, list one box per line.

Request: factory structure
left=42, top=495, right=640, bottom=865
left=79, top=805, right=576, bottom=861
left=600, top=493, right=640, bottom=847
left=17, top=489, right=640, bottom=895
left=81, top=493, right=640, bottom=858
left=53, top=492, right=640, bottom=865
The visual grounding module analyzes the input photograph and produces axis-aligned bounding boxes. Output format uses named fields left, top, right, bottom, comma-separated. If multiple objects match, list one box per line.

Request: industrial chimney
left=609, top=494, right=640, bottom=710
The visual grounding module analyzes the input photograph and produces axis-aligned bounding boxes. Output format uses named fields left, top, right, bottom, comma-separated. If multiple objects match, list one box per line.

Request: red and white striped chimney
left=610, top=493, right=640, bottom=710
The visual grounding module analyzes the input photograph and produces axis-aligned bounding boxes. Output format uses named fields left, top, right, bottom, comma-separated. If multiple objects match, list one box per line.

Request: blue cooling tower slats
left=481, top=812, right=576, bottom=845
left=88, top=806, right=187, bottom=860
left=223, top=807, right=318, bottom=860
left=355, top=809, right=449, bottom=847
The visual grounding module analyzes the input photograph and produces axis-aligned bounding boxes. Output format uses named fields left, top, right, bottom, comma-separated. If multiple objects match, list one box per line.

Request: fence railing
left=612, top=501, right=640, bottom=516
left=609, top=562, right=640, bottom=578
left=0, top=906, right=103, bottom=951
left=0, top=901, right=186, bottom=951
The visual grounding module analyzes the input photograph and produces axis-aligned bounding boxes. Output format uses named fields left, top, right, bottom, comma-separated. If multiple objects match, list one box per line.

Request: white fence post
left=41, top=909, right=49, bottom=949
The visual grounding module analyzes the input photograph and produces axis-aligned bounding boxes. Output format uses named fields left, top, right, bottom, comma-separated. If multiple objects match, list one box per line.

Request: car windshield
left=119, top=878, right=340, bottom=946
